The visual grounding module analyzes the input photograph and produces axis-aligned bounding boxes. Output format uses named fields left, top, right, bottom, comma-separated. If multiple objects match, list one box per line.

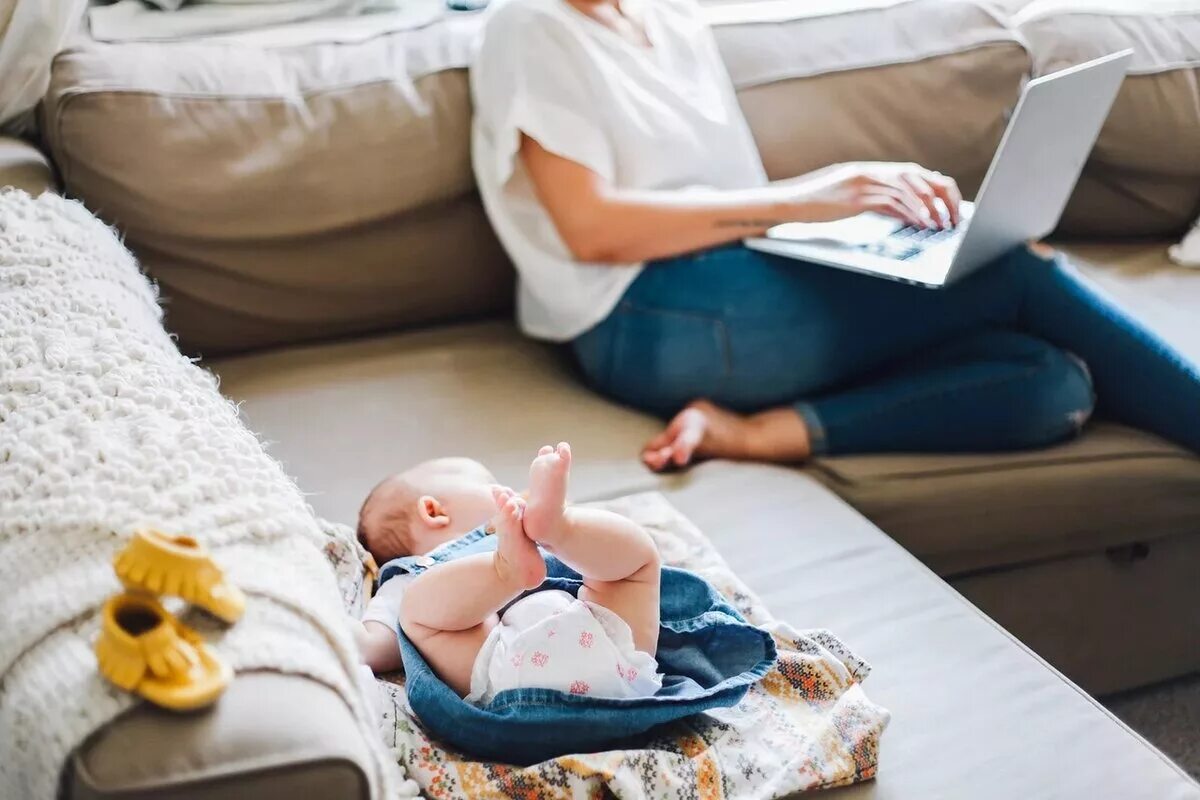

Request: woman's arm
left=519, top=135, right=962, bottom=264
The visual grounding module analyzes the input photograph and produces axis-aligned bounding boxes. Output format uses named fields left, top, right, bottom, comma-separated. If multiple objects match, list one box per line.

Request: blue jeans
left=381, top=527, right=776, bottom=764
left=572, top=244, right=1200, bottom=455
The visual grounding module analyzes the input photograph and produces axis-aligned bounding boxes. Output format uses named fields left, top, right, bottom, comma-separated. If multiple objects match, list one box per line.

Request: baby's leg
left=399, top=493, right=545, bottom=696
left=520, top=443, right=661, bottom=655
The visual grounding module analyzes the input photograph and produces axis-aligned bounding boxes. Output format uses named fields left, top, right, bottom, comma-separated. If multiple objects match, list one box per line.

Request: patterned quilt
left=324, top=492, right=890, bottom=799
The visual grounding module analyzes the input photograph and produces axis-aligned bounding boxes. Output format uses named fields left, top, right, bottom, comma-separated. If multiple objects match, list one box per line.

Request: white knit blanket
left=0, top=191, right=407, bottom=799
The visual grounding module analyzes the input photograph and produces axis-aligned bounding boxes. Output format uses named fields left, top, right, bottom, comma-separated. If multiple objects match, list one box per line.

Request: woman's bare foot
left=490, top=486, right=546, bottom=589
left=523, top=442, right=572, bottom=546
left=641, top=400, right=812, bottom=471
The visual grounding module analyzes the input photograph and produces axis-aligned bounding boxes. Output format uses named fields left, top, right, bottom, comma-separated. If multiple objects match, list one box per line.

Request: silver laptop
left=745, top=50, right=1133, bottom=288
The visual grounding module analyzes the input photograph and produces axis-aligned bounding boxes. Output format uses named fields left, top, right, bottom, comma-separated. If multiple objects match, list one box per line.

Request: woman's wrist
left=717, top=193, right=801, bottom=233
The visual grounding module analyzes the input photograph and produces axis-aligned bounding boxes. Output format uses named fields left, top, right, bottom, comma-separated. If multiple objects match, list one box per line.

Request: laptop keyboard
left=860, top=224, right=961, bottom=261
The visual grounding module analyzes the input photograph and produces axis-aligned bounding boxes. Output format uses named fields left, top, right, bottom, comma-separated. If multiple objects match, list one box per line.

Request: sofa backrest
left=1015, top=0, right=1200, bottom=238
left=39, top=0, right=1197, bottom=356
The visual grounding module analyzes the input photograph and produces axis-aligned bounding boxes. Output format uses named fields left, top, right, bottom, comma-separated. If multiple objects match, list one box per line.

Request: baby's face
left=360, top=457, right=500, bottom=562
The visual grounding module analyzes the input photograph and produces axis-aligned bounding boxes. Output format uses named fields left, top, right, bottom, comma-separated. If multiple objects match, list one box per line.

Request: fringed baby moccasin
left=114, top=528, right=246, bottom=624
left=95, top=592, right=232, bottom=711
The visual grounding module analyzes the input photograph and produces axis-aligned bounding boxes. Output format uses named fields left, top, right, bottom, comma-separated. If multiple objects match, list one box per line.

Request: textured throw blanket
left=0, top=191, right=402, bottom=799
left=323, top=492, right=890, bottom=799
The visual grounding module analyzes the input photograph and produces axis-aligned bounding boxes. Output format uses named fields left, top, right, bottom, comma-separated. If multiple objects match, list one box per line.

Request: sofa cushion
left=210, top=321, right=665, bottom=520
left=215, top=310, right=1200, bottom=794
left=0, top=135, right=56, bottom=195
left=814, top=421, right=1200, bottom=574
left=661, top=462, right=1200, bottom=799
left=716, top=0, right=1026, bottom=197
left=41, top=24, right=512, bottom=357
left=1015, top=0, right=1200, bottom=237
left=43, top=0, right=1024, bottom=356
left=951, top=530, right=1200, bottom=694
left=211, top=311, right=1200, bottom=577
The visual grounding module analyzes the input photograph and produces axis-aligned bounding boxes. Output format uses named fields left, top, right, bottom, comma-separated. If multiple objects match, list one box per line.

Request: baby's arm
left=399, top=494, right=542, bottom=696
left=355, top=619, right=403, bottom=673
left=355, top=574, right=408, bottom=673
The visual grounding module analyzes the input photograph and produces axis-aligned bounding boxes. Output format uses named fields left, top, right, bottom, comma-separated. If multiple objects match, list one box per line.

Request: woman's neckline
left=559, top=0, right=657, bottom=54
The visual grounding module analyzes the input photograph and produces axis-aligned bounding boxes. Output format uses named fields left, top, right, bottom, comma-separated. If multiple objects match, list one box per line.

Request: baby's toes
left=505, top=496, right=525, bottom=521
left=555, top=442, right=572, bottom=466
left=491, top=484, right=514, bottom=508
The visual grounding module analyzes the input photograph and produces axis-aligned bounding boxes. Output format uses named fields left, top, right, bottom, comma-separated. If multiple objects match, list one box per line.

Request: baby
left=354, top=443, right=664, bottom=704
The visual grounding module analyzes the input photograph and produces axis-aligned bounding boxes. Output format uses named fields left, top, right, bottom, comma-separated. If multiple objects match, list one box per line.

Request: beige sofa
left=5, top=0, right=1200, bottom=797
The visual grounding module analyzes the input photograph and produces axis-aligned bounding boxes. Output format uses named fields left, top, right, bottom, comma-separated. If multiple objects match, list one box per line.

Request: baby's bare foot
left=490, top=486, right=545, bottom=590
left=523, top=443, right=572, bottom=546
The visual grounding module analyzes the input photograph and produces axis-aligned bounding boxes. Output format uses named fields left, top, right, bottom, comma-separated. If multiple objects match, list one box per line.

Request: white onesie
left=363, top=582, right=662, bottom=704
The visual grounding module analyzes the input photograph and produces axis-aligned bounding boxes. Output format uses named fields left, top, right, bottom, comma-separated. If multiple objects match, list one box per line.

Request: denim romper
left=377, top=526, right=778, bottom=764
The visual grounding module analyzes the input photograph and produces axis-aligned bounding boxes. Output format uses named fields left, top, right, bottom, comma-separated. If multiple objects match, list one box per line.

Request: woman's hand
left=518, top=135, right=964, bottom=263
left=787, top=162, right=962, bottom=229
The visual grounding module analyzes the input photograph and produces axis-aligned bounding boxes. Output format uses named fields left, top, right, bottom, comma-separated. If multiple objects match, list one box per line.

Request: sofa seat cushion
left=0, top=136, right=55, bottom=195
left=214, top=319, right=1200, bottom=796
left=950, top=529, right=1200, bottom=694
left=1066, top=241, right=1200, bottom=363
left=43, top=0, right=1025, bottom=356
left=1015, top=0, right=1200, bottom=237
left=210, top=321, right=667, bottom=521
left=813, top=422, right=1200, bottom=574
left=212, top=289, right=1200, bottom=578
left=661, top=463, right=1200, bottom=799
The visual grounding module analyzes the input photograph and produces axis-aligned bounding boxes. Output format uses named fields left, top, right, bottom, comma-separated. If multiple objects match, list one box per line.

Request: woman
left=470, top=0, right=1200, bottom=469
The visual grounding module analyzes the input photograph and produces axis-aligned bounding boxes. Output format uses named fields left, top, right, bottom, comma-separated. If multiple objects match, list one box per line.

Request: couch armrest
left=0, top=136, right=56, bottom=194
left=65, top=673, right=374, bottom=800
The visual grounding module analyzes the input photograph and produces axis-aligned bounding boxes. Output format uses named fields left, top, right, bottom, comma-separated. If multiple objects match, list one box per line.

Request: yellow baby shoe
left=114, top=529, right=246, bottom=624
left=95, top=592, right=233, bottom=711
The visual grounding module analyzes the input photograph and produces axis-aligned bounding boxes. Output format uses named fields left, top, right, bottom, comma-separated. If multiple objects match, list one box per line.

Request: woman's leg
left=574, top=243, right=1200, bottom=462
left=996, top=246, right=1200, bottom=453
left=574, top=243, right=1023, bottom=417
left=638, top=330, right=1094, bottom=460
left=799, top=330, right=1094, bottom=454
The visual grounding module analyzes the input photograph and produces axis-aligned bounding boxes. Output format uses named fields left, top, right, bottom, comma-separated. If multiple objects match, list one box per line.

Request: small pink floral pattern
left=510, top=652, right=524, bottom=668
left=625, top=667, right=638, bottom=682
left=530, top=651, right=549, bottom=667
left=616, top=663, right=625, bottom=679
left=568, top=680, right=590, bottom=695
left=578, top=631, right=594, bottom=648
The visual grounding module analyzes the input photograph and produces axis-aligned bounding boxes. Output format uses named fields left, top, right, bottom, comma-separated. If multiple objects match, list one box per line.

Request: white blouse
left=470, top=0, right=767, bottom=341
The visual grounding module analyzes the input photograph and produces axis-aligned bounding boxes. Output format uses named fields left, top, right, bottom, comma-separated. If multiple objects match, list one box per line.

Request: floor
left=1104, top=674, right=1200, bottom=779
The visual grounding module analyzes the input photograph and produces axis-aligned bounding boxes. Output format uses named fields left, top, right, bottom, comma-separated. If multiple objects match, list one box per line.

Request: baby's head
left=357, top=457, right=498, bottom=563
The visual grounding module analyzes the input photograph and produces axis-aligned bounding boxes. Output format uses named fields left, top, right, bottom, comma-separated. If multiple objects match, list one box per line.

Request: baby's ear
left=417, top=495, right=450, bottom=528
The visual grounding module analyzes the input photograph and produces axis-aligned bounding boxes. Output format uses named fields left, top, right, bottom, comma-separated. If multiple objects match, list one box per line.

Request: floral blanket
left=324, top=492, right=889, bottom=799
